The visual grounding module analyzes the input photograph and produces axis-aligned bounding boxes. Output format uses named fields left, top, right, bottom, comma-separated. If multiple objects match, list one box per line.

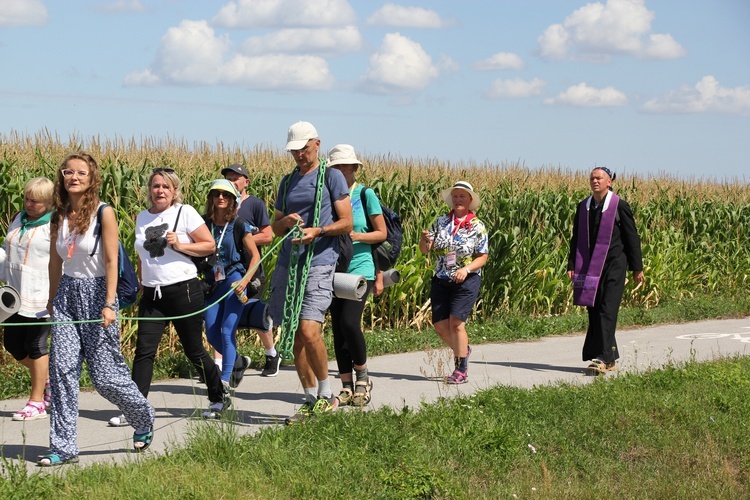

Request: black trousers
left=583, top=255, right=627, bottom=363
left=330, top=281, right=373, bottom=375
left=132, top=278, right=224, bottom=403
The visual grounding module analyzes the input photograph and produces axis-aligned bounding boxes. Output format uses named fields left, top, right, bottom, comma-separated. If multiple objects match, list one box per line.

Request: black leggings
left=131, top=278, right=224, bottom=403
left=330, top=281, right=373, bottom=376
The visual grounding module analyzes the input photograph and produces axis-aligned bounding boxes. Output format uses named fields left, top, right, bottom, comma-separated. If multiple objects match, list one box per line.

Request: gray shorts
left=269, top=264, right=335, bottom=325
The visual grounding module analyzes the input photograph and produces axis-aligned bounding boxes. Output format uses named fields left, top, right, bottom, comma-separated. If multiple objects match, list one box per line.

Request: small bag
left=91, top=204, right=140, bottom=309
left=172, top=206, right=218, bottom=276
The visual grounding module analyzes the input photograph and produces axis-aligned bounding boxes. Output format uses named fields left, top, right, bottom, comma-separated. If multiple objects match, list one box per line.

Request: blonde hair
left=24, top=177, right=54, bottom=210
left=147, top=169, right=183, bottom=207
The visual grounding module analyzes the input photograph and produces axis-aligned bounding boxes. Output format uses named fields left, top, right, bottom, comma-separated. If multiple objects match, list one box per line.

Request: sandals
left=445, top=370, right=468, bottom=385
left=37, top=453, right=79, bottom=467
left=336, top=387, right=353, bottom=406
left=586, top=359, right=616, bottom=375
left=133, top=430, right=154, bottom=452
left=12, top=400, right=48, bottom=421
left=351, top=379, right=373, bottom=406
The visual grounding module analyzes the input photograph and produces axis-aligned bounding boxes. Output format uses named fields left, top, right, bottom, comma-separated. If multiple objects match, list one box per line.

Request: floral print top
left=428, top=211, right=489, bottom=280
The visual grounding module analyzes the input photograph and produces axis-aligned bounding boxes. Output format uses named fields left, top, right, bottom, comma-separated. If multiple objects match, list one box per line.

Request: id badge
left=213, top=263, right=225, bottom=282
left=446, top=251, right=456, bottom=268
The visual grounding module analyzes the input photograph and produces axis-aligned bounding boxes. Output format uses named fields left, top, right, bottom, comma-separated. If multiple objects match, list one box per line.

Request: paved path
left=2, top=317, right=749, bottom=470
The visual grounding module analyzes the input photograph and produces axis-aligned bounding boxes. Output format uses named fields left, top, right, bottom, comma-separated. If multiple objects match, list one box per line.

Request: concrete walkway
left=2, top=317, right=749, bottom=470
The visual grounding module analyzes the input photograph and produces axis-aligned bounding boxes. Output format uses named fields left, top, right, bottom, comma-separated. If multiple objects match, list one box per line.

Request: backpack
left=91, top=204, right=140, bottom=309
left=281, top=165, right=353, bottom=273
left=360, top=187, right=403, bottom=272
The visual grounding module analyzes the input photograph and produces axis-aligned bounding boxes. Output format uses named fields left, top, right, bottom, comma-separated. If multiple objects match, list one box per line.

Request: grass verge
left=2, top=355, right=748, bottom=498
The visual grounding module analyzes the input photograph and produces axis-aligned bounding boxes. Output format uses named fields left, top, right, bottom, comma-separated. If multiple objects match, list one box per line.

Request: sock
left=317, top=377, right=332, bottom=399
left=457, top=356, right=468, bottom=373
left=214, top=357, right=222, bottom=367
left=342, top=381, right=354, bottom=391
left=454, top=356, right=460, bottom=370
left=303, top=387, right=317, bottom=405
left=355, top=367, right=368, bottom=383
left=266, top=347, right=277, bottom=357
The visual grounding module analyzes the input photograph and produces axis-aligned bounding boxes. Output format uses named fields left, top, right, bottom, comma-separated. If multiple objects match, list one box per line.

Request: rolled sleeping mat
left=381, top=268, right=401, bottom=288
left=238, top=299, right=273, bottom=332
left=0, top=285, right=21, bottom=324
left=333, top=272, right=368, bottom=301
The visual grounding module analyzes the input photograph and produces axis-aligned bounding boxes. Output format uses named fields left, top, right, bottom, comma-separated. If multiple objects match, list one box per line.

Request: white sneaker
left=108, top=414, right=129, bottom=427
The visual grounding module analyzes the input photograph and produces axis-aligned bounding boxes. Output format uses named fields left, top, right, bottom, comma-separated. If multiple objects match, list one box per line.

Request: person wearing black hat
left=222, top=163, right=281, bottom=377
left=567, top=166, right=644, bottom=375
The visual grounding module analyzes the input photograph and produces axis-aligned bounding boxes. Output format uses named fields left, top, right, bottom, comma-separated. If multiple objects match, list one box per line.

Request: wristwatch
left=319, top=226, right=326, bottom=237
left=104, top=302, right=117, bottom=311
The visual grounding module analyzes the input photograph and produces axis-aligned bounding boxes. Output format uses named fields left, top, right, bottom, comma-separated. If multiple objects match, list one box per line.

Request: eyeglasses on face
left=152, top=168, right=175, bottom=174
left=61, top=169, right=89, bottom=178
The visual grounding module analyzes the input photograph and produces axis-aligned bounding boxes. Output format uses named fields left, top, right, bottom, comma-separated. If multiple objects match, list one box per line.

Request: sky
left=1, top=0, right=749, bottom=182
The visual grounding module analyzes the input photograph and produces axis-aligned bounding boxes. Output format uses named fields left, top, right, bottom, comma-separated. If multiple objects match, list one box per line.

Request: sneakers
left=445, top=370, right=468, bottom=385
left=261, top=352, right=282, bottom=377
left=284, top=396, right=338, bottom=425
left=202, top=395, right=232, bottom=420
left=12, top=401, right=47, bottom=421
left=229, top=355, right=251, bottom=388
left=284, top=402, right=314, bottom=425
left=108, top=414, right=129, bottom=427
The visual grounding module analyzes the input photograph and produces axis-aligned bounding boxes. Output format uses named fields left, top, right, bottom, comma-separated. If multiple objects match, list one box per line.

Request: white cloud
left=537, top=0, right=685, bottom=62
left=643, top=76, right=750, bottom=115
left=485, top=78, right=545, bottom=99
left=366, top=3, right=449, bottom=28
left=98, top=0, right=146, bottom=13
left=124, top=20, right=333, bottom=90
left=212, top=0, right=355, bottom=28
left=359, top=33, right=439, bottom=94
left=545, top=83, right=628, bottom=107
left=240, top=26, right=363, bottom=55
left=0, top=0, right=48, bottom=26
left=474, top=52, right=525, bottom=71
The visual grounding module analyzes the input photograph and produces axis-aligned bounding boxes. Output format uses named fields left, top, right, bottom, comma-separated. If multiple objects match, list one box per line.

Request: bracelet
left=103, top=302, right=117, bottom=311
left=465, top=266, right=472, bottom=273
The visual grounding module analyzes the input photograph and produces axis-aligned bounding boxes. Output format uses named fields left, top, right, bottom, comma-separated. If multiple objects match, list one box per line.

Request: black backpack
left=281, top=166, right=352, bottom=273
left=360, top=187, right=403, bottom=272
left=91, top=204, right=140, bottom=309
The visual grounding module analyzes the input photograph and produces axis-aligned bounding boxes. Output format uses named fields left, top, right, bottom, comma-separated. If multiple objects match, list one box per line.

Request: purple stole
left=573, top=192, right=620, bottom=307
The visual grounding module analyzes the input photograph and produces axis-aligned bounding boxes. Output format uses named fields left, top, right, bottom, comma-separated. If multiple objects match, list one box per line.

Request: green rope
left=0, top=232, right=294, bottom=328
left=277, top=159, right=328, bottom=362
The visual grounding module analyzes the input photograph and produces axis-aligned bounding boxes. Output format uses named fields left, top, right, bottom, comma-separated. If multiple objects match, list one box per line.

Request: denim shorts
left=430, top=273, right=481, bottom=323
left=270, top=264, right=335, bottom=325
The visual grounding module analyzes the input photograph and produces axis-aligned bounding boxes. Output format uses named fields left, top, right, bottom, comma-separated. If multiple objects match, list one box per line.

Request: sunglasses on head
left=152, top=168, right=175, bottom=174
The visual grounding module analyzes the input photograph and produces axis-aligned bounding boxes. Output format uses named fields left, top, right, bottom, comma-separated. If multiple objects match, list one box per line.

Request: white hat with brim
left=441, top=181, right=480, bottom=211
left=327, top=144, right=363, bottom=167
left=285, top=121, right=319, bottom=151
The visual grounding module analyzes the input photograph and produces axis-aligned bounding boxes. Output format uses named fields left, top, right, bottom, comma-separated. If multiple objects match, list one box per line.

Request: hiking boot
left=261, top=352, right=281, bottom=377
left=284, top=402, right=314, bottom=425
left=312, top=395, right=339, bottom=415
left=202, top=395, right=232, bottom=419
left=229, top=355, right=251, bottom=388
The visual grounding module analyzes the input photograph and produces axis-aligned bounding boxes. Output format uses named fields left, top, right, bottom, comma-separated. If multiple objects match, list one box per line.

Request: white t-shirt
left=2, top=213, right=51, bottom=318
left=135, top=203, right=206, bottom=287
left=56, top=204, right=106, bottom=279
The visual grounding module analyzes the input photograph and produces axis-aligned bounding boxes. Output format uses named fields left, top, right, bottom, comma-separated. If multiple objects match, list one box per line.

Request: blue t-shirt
left=348, top=185, right=383, bottom=280
left=274, top=165, right=349, bottom=268
left=205, top=219, right=256, bottom=284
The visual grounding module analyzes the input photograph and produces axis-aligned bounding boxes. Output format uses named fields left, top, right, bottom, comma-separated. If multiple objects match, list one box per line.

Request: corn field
left=2, top=132, right=749, bottom=348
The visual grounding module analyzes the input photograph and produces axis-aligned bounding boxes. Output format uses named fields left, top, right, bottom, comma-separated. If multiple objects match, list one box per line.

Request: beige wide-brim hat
left=441, top=181, right=480, bottom=211
left=327, top=144, right=363, bottom=167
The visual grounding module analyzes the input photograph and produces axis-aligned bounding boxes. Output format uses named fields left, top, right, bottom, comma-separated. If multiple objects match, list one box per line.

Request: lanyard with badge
left=212, top=223, right=229, bottom=281
left=445, top=213, right=469, bottom=268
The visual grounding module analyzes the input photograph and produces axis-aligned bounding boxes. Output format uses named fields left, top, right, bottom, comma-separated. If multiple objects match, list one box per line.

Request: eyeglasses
left=211, top=191, right=231, bottom=198
left=152, top=168, right=175, bottom=174
left=61, top=169, right=89, bottom=178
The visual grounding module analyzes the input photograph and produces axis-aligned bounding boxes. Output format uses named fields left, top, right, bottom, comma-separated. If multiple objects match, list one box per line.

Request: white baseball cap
left=327, top=144, right=363, bottom=167
left=285, top=121, right=319, bottom=151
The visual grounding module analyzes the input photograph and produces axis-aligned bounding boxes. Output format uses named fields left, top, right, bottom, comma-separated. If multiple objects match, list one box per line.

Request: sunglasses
left=210, top=190, right=232, bottom=198
left=152, top=168, right=175, bottom=174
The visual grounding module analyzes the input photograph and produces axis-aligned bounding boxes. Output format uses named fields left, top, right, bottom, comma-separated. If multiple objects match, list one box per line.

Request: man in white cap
left=270, top=121, right=353, bottom=424
left=222, top=163, right=281, bottom=377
